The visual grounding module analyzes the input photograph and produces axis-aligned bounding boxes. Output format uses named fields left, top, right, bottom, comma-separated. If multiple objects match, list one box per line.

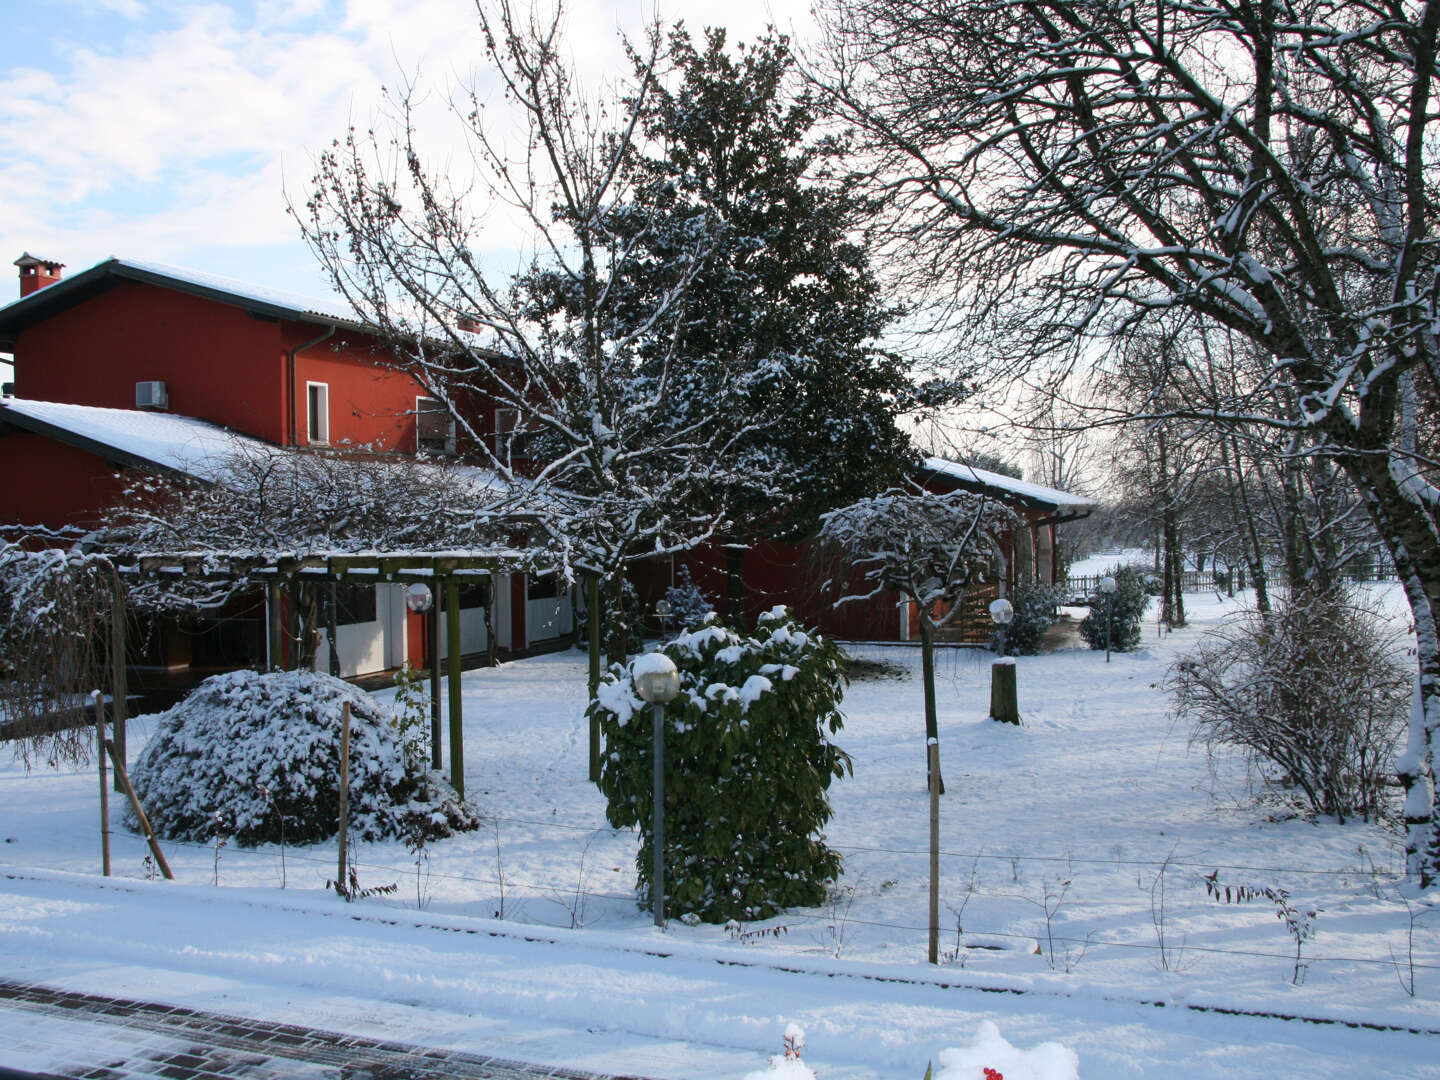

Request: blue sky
left=1, top=0, right=813, bottom=318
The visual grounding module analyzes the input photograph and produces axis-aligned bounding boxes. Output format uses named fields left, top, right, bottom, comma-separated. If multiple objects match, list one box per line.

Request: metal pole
left=652, top=701, right=665, bottom=928
left=927, top=741, right=940, bottom=964
left=1105, top=594, right=1112, bottom=663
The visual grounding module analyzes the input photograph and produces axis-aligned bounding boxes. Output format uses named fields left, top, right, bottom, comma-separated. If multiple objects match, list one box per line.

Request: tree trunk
left=606, top=572, right=629, bottom=666
left=919, top=619, right=944, bottom=795
left=1222, top=434, right=1270, bottom=615
left=1346, top=452, right=1440, bottom=884
left=725, top=543, right=745, bottom=627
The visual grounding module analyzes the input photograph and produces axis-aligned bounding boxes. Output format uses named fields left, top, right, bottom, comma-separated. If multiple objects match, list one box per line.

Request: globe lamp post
left=1099, top=575, right=1118, bottom=663
left=987, top=597, right=1019, bottom=725
left=404, top=583, right=442, bottom=768
left=633, top=653, right=681, bottom=928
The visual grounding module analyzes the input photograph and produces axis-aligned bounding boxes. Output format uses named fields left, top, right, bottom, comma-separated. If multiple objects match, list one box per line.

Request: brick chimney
left=15, top=253, right=64, bottom=298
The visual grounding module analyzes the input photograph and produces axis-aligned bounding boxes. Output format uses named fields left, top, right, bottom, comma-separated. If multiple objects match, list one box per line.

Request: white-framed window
left=416, top=395, right=457, bottom=455
left=306, top=382, right=330, bottom=445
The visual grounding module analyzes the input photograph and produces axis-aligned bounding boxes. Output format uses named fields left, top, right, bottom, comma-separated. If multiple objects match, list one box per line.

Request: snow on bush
left=593, top=607, right=851, bottom=922
left=129, top=669, right=479, bottom=846
left=932, top=1020, right=1079, bottom=1080
left=663, top=565, right=715, bottom=633
left=993, top=583, right=1062, bottom=656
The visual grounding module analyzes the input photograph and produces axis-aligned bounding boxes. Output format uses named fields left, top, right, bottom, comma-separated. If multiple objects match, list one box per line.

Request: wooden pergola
left=114, top=549, right=541, bottom=800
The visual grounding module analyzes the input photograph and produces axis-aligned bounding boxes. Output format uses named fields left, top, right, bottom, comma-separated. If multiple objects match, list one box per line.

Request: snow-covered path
left=1, top=865, right=1432, bottom=1079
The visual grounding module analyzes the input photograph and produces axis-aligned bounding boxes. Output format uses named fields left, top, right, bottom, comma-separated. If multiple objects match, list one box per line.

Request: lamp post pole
left=633, top=653, right=681, bottom=929
left=1099, top=576, right=1117, bottom=663
left=988, top=598, right=1018, bottom=725
left=404, top=584, right=439, bottom=767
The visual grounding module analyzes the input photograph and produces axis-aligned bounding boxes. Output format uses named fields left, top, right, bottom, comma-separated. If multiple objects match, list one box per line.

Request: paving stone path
left=0, top=979, right=651, bottom=1080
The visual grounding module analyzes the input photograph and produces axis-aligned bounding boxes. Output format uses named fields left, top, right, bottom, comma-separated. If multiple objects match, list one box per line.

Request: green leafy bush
left=592, top=607, right=851, bottom=922
left=1078, top=565, right=1151, bottom=652
left=993, top=583, right=1062, bottom=656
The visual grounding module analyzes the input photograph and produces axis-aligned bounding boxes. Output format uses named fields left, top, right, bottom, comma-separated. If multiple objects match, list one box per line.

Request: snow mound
left=933, top=1020, right=1078, bottom=1080
left=129, top=669, right=478, bottom=846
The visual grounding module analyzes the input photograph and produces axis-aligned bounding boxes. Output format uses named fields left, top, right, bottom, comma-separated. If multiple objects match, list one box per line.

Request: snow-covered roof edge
left=0, top=398, right=275, bottom=483
left=921, top=456, right=1098, bottom=515
left=0, top=256, right=363, bottom=330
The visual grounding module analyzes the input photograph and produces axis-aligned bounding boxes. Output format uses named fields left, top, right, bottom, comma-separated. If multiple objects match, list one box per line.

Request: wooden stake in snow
left=94, top=690, right=109, bottom=877
left=928, top=739, right=940, bottom=964
left=336, top=700, right=351, bottom=896
left=104, top=739, right=173, bottom=880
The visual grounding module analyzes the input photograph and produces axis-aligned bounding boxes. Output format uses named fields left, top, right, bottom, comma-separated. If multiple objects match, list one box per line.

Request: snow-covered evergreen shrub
left=129, top=670, right=478, bottom=846
left=994, top=583, right=1062, bottom=656
left=663, top=566, right=715, bottom=633
left=1077, top=565, right=1150, bottom=652
left=592, top=607, right=851, bottom=922
left=1168, top=589, right=1409, bottom=822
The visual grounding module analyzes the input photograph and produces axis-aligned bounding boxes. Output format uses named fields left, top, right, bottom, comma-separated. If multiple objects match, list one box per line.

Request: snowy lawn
left=1, top=583, right=1436, bottom=1077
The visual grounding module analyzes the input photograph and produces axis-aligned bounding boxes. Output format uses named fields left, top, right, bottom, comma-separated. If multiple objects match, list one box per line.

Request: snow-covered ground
left=1, top=585, right=1436, bottom=1078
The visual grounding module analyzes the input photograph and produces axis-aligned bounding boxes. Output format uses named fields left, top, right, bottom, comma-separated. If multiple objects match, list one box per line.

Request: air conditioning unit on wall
left=135, top=380, right=168, bottom=410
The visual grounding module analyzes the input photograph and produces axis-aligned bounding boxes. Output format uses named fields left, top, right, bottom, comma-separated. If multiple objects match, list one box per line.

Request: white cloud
left=0, top=0, right=818, bottom=297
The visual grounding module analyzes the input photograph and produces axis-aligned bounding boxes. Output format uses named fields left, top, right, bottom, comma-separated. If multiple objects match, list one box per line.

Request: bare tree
left=815, top=0, right=1440, bottom=883
left=0, top=543, right=115, bottom=768
left=296, top=0, right=768, bottom=670
left=818, top=488, right=1013, bottom=791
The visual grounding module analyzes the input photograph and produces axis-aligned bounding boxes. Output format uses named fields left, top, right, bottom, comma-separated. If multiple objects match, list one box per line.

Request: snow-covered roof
left=0, top=398, right=273, bottom=482
left=922, top=456, right=1097, bottom=515
left=0, top=256, right=363, bottom=333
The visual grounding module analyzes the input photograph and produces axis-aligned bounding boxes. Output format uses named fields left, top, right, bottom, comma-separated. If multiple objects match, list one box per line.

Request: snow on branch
left=817, top=487, right=1014, bottom=625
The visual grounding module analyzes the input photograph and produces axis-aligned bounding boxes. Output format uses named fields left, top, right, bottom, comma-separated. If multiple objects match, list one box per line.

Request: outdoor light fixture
left=989, top=596, right=1014, bottom=655
left=404, top=583, right=434, bottom=613
left=655, top=598, right=673, bottom=639
left=633, top=652, right=680, bottom=928
left=1099, top=576, right=1118, bottom=663
left=404, top=583, right=441, bottom=768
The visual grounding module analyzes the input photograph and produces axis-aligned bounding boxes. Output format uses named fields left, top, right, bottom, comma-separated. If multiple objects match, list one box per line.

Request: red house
left=646, top=458, right=1096, bottom=643
left=0, top=254, right=573, bottom=685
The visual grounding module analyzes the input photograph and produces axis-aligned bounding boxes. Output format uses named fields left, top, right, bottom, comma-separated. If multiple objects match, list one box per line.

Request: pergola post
left=267, top=579, right=283, bottom=671
left=445, top=576, right=464, bottom=798
left=429, top=597, right=442, bottom=770
left=109, top=573, right=127, bottom=793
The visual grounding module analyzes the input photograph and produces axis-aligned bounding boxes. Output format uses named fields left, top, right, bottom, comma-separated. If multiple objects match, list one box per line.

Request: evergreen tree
left=619, top=29, right=941, bottom=562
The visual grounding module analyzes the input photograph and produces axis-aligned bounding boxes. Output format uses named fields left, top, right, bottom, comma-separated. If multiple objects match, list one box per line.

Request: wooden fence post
left=105, top=739, right=173, bottom=880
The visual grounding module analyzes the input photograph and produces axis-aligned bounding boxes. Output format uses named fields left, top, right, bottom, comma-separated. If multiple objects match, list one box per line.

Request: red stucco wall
left=0, top=432, right=132, bottom=529
left=11, top=280, right=437, bottom=452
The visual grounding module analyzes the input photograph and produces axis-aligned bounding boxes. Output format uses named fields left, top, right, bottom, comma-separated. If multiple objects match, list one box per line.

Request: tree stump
left=990, top=659, right=1019, bottom=725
